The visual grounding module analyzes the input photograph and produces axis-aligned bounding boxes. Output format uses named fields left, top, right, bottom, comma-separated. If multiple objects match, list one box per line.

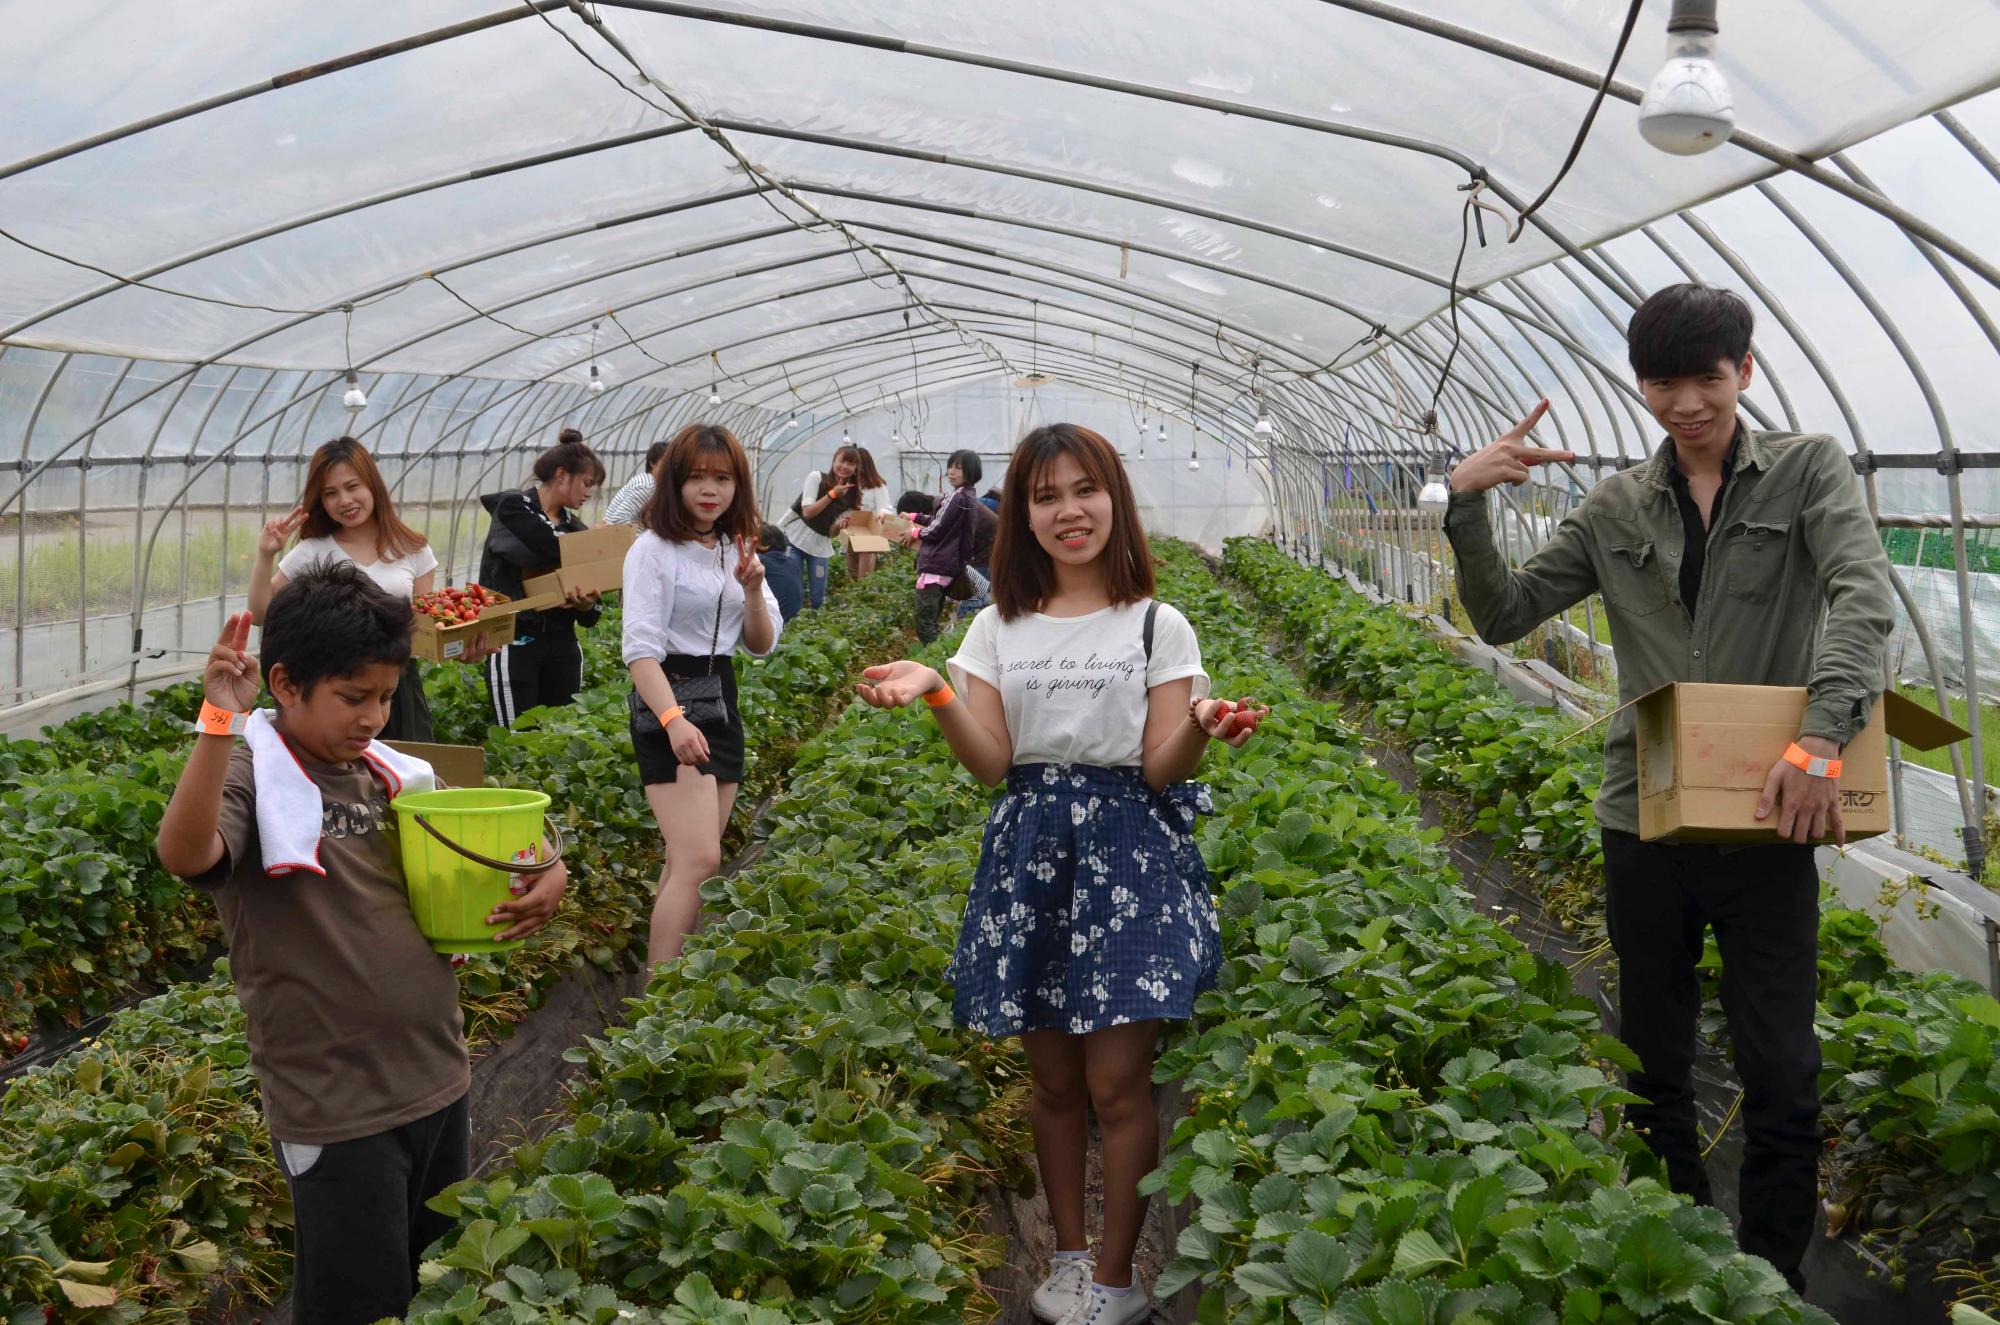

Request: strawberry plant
left=1222, top=534, right=2000, bottom=1307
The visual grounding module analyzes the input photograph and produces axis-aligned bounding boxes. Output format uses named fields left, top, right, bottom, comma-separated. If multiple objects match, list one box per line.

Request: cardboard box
left=840, top=510, right=911, bottom=555
left=1635, top=683, right=1968, bottom=844
left=524, top=524, right=636, bottom=599
left=384, top=740, right=487, bottom=789
left=408, top=591, right=560, bottom=663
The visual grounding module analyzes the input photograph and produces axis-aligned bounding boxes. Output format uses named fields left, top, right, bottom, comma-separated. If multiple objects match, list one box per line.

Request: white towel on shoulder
left=240, top=709, right=436, bottom=876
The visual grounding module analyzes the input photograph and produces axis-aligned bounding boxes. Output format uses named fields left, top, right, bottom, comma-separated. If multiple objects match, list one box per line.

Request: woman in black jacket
left=479, top=429, right=605, bottom=726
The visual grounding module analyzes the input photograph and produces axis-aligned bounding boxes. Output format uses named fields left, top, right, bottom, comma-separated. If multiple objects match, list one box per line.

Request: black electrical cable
left=1508, top=0, right=1647, bottom=242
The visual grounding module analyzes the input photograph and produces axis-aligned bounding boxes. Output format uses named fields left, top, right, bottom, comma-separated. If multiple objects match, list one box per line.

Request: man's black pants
left=1601, top=829, right=1822, bottom=1287
left=275, top=1094, right=470, bottom=1325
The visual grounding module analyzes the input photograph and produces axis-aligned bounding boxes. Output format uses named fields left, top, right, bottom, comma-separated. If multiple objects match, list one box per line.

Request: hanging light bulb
left=587, top=364, right=606, bottom=396
left=1254, top=404, right=1275, bottom=436
left=1158, top=420, right=1168, bottom=443
left=341, top=369, right=367, bottom=415
left=1638, top=0, right=1735, bottom=155
left=1417, top=463, right=1452, bottom=512
left=782, top=413, right=797, bottom=431
left=841, top=428, right=851, bottom=445
left=1187, top=452, right=1201, bottom=472
left=707, top=380, right=721, bottom=407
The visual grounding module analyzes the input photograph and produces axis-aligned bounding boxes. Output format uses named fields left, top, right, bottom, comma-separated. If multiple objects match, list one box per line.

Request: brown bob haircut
left=641, top=422, right=761, bottom=543
left=298, top=436, right=426, bottom=561
left=990, top=423, right=1154, bottom=621
left=844, top=445, right=886, bottom=491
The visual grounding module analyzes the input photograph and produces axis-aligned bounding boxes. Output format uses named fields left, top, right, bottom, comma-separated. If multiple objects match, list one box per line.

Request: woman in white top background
left=622, top=423, right=783, bottom=968
left=857, top=423, right=1267, bottom=1325
left=248, top=435, right=446, bottom=741
left=601, top=438, right=669, bottom=526
left=846, top=446, right=894, bottom=581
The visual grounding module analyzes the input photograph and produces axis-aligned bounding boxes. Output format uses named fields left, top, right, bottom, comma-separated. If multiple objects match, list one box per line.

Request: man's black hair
left=261, top=561, right=413, bottom=698
left=758, top=521, right=789, bottom=553
left=946, top=449, right=983, bottom=487
left=1627, top=283, right=1754, bottom=380
left=896, top=489, right=937, bottom=516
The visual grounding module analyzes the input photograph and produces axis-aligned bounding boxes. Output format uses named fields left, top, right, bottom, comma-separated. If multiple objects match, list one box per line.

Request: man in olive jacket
left=1443, top=283, right=1893, bottom=1292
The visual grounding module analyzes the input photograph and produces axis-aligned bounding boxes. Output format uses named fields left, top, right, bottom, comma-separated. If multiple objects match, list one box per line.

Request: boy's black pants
left=1602, top=829, right=1822, bottom=1289
left=276, top=1094, right=469, bottom=1325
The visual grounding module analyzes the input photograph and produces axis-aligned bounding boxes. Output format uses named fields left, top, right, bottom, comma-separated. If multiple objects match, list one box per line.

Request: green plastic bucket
left=390, top=787, right=560, bottom=954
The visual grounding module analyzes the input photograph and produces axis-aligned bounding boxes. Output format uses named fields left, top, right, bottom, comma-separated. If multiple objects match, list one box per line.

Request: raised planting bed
left=1223, top=535, right=2000, bottom=1319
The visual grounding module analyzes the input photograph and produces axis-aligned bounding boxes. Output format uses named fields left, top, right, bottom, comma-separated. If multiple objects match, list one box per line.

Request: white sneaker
left=1031, top=1256, right=1094, bottom=1323
left=1054, top=1283, right=1151, bottom=1325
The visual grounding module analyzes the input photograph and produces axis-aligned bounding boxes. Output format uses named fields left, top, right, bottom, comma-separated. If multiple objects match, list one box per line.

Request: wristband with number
left=1784, top=742, right=1842, bottom=779
left=198, top=700, right=245, bottom=737
left=924, top=684, right=956, bottom=709
left=659, top=705, right=685, bottom=727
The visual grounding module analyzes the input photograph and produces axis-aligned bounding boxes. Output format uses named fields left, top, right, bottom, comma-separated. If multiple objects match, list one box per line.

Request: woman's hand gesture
left=258, top=505, right=307, bottom=557
left=1197, top=696, right=1269, bottom=748
left=205, top=612, right=262, bottom=712
left=734, top=537, right=766, bottom=593
left=856, top=660, right=945, bottom=709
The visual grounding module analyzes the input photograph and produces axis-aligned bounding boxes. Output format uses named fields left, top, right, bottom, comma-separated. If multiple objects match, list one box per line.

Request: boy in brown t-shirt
left=157, top=563, right=567, bottom=1325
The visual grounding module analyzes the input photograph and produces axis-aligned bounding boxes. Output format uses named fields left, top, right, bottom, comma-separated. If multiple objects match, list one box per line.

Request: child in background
left=857, top=423, right=1268, bottom=1325
left=155, top=563, right=566, bottom=1325
left=758, top=522, right=805, bottom=622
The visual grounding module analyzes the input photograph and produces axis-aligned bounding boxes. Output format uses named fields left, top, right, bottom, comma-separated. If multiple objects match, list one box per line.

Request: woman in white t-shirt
left=856, top=423, right=1269, bottom=1325
left=778, top=444, right=893, bottom=607
left=248, top=436, right=444, bottom=742
left=843, top=446, right=894, bottom=581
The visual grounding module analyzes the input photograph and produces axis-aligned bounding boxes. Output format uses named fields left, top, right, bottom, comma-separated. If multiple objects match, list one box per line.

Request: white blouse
left=278, top=535, right=437, bottom=602
left=620, top=531, right=783, bottom=664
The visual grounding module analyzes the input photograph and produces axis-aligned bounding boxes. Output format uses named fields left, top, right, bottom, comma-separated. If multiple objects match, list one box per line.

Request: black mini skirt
left=631, top=654, right=743, bottom=785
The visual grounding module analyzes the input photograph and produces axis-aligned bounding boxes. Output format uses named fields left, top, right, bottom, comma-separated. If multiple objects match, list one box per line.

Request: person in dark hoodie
left=757, top=523, right=805, bottom=623
left=478, top=429, right=605, bottom=727
left=902, top=449, right=983, bottom=644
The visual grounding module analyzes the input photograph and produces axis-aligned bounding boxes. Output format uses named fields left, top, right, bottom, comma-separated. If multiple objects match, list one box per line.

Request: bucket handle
left=410, top=812, right=566, bottom=875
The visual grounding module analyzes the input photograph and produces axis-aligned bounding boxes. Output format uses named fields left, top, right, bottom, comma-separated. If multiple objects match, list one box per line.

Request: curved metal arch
left=1313, top=0, right=2000, bottom=292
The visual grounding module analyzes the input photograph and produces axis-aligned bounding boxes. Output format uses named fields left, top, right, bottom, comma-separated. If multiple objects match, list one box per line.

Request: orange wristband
left=924, top=684, right=956, bottom=709
left=659, top=705, right=685, bottom=726
left=1784, top=742, right=1842, bottom=779
left=197, top=700, right=242, bottom=737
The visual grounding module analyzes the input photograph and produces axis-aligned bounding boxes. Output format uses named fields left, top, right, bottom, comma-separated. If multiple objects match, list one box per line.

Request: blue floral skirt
left=949, top=763, right=1223, bottom=1037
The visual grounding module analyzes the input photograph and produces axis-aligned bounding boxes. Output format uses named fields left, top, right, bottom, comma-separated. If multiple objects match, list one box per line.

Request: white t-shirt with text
left=278, top=535, right=437, bottom=603
left=949, top=599, right=1209, bottom=768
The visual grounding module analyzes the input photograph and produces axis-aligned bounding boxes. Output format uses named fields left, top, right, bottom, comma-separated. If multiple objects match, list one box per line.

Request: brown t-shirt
left=191, top=746, right=468, bottom=1144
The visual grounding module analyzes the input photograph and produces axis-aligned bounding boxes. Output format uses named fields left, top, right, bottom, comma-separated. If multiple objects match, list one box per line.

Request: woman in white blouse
left=778, top=443, right=893, bottom=607
left=845, top=446, right=894, bottom=580
left=247, top=436, right=448, bottom=741
left=622, top=422, right=783, bottom=968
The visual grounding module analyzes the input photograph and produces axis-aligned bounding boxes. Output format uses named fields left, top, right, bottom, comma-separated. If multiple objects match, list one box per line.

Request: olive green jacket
left=1443, top=424, right=1894, bottom=835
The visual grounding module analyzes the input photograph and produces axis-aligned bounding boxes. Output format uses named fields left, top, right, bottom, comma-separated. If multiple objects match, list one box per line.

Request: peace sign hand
left=258, top=505, right=308, bottom=556
left=205, top=612, right=262, bottom=712
left=1445, top=399, right=1576, bottom=494
left=733, top=536, right=766, bottom=593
